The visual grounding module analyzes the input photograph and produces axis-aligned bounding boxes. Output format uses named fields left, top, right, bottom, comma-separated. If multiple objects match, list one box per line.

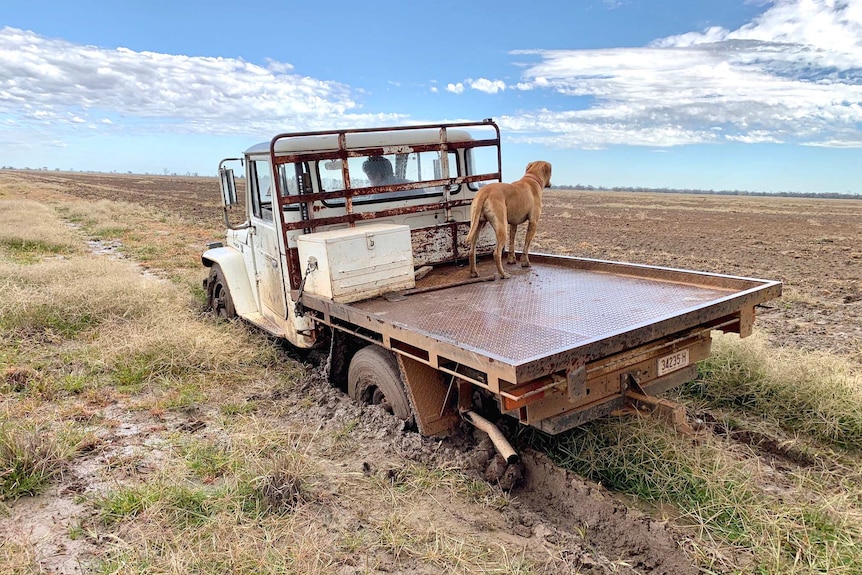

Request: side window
left=435, top=151, right=461, bottom=195
left=250, top=159, right=272, bottom=221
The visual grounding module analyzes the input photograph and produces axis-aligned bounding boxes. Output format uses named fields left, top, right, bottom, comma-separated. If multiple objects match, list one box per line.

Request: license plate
left=657, top=349, right=689, bottom=376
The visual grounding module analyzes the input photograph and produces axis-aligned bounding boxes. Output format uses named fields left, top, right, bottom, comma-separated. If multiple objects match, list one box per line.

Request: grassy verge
left=691, top=332, right=862, bottom=449
left=1, top=192, right=547, bottom=574
left=528, top=332, right=862, bottom=574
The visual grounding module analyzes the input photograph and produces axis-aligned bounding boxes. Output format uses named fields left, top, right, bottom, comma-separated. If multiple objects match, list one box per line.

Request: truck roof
left=244, top=128, right=476, bottom=156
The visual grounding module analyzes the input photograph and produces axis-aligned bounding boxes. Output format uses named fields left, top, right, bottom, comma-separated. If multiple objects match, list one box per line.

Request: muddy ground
left=2, top=171, right=861, bottom=574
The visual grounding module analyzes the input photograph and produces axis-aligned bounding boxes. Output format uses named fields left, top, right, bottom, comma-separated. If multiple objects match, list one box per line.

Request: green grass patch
left=176, top=439, right=236, bottom=481
left=111, top=349, right=199, bottom=391
left=57, top=374, right=92, bottom=395
left=688, top=333, right=862, bottom=450
left=219, top=401, right=257, bottom=416
left=131, top=245, right=159, bottom=260
left=0, top=238, right=70, bottom=264
left=0, top=302, right=100, bottom=338
left=157, top=382, right=206, bottom=411
left=92, top=226, right=130, bottom=239
left=96, top=483, right=214, bottom=527
left=0, top=422, right=74, bottom=500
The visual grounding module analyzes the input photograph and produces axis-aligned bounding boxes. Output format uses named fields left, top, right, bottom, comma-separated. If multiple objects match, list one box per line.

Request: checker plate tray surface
left=354, top=259, right=735, bottom=366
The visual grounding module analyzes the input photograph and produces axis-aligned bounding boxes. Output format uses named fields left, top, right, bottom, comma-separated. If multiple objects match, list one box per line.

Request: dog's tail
left=465, top=192, right=486, bottom=245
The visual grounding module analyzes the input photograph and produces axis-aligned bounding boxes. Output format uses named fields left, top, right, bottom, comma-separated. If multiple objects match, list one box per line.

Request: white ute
left=203, top=120, right=781, bottom=464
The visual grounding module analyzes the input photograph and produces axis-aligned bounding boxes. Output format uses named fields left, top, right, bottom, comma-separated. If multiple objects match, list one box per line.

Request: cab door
left=248, top=158, right=286, bottom=322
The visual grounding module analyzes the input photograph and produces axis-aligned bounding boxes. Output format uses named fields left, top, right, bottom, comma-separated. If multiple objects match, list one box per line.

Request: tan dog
left=466, top=161, right=552, bottom=279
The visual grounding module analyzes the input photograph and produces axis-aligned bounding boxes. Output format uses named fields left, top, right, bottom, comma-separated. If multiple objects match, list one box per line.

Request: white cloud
left=444, top=78, right=507, bottom=94
left=468, top=78, right=507, bottom=94
left=504, top=0, right=862, bottom=149
left=0, top=26, right=402, bottom=137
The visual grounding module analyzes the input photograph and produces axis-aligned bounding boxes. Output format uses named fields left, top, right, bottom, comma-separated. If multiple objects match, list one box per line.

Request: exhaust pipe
left=461, top=410, right=519, bottom=464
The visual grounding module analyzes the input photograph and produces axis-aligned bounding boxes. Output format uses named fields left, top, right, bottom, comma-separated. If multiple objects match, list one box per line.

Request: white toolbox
left=297, top=223, right=415, bottom=303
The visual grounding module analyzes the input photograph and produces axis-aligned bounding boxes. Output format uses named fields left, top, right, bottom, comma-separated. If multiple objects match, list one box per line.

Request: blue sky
left=1, top=0, right=860, bottom=193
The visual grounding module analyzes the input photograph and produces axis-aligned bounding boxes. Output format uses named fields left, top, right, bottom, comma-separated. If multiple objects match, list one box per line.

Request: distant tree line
left=556, top=184, right=862, bottom=200
left=0, top=166, right=202, bottom=177
left=0, top=166, right=857, bottom=199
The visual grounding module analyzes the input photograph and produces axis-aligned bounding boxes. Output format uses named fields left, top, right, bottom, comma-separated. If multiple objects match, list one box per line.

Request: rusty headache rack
left=268, top=119, right=502, bottom=228
left=265, top=120, right=502, bottom=289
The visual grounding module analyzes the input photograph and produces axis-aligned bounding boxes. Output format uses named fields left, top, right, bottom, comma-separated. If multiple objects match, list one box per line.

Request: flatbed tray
left=302, top=253, right=781, bottom=387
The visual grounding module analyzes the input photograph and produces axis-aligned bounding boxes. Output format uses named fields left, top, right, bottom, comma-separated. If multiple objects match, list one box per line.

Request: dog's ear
left=542, top=161, right=552, bottom=187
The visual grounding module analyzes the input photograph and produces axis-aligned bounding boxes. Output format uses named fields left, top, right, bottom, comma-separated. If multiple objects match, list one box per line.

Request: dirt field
left=2, top=170, right=861, bottom=574
left=16, top=170, right=861, bottom=361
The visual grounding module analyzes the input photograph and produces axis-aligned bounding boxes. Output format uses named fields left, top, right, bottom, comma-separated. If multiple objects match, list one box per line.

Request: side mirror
left=219, top=167, right=237, bottom=206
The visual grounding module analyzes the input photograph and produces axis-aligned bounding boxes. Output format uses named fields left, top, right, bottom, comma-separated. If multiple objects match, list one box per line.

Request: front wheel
left=348, top=346, right=414, bottom=425
left=207, top=264, right=236, bottom=319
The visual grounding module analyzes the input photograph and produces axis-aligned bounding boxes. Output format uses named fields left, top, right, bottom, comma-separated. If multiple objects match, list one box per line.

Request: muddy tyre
left=348, top=346, right=414, bottom=425
left=207, top=264, right=236, bottom=319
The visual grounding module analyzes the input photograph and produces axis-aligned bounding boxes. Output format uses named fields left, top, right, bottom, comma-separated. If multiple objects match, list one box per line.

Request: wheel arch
left=202, top=246, right=257, bottom=317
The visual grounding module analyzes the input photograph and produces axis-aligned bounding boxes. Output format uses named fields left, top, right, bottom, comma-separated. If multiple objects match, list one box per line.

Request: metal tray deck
left=306, top=253, right=781, bottom=384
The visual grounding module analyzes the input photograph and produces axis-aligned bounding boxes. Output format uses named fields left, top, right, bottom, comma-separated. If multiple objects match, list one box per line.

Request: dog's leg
left=492, top=221, right=509, bottom=279
left=467, top=222, right=484, bottom=278
left=506, top=224, right=518, bottom=265
left=521, top=217, right=538, bottom=268
left=466, top=202, right=486, bottom=278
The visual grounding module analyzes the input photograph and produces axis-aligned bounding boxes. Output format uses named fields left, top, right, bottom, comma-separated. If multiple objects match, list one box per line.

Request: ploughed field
left=21, top=170, right=862, bottom=362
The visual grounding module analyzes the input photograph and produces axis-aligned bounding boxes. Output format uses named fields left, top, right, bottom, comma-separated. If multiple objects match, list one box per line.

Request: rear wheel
left=207, top=264, right=236, bottom=319
left=348, top=346, right=414, bottom=425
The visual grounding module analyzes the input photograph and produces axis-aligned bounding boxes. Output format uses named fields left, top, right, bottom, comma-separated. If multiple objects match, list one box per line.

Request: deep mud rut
left=3, top=172, right=860, bottom=573
left=1, top=363, right=699, bottom=575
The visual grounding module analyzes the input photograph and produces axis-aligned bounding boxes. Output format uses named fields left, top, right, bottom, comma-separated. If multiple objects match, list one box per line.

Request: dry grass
left=694, top=332, right=862, bottom=449
left=0, top=421, right=72, bottom=501
left=56, top=197, right=219, bottom=290
left=531, top=331, right=862, bottom=574
left=0, top=540, right=37, bottom=574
